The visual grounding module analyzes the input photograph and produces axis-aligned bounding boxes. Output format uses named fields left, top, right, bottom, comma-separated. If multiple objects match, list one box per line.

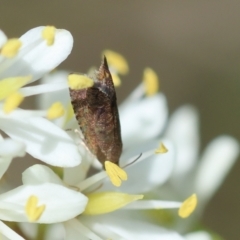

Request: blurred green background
left=1, top=1, right=239, bottom=239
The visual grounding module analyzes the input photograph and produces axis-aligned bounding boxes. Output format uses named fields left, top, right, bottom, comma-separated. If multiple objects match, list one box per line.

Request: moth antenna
left=122, top=153, right=142, bottom=169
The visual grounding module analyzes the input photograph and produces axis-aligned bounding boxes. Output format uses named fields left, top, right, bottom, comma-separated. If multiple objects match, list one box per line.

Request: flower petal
left=101, top=140, right=175, bottom=193
left=0, top=115, right=81, bottom=167
left=33, top=71, right=72, bottom=129
left=64, top=219, right=103, bottom=240
left=0, top=183, right=88, bottom=223
left=165, top=105, right=199, bottom=179
left=64, top=153, right=92, bottom=185
left=62, top=129, right=94, bottom=184
left=194, top=136, right=239, bottom=205
left=81, top=213, right=185, bottom=240
left=45, top=223, right=65, bottom=240
left=20, top=79, right=68, bottom=97
left=185, top=231, right=212, bottom=240
left=22, top=164, right=63, bottom=185
left=0, top=30, right=7, bottom=48
left=33, top=71, right=69, bottom=107
left=0, top=138, right=25, bottom=158
left=0, top=220, right=25, bottom=240
left=120, top=93, right=168, bottom=148
left=0, top=26, right=73, bottom=82
left=18, top=222, right=37, bottom=240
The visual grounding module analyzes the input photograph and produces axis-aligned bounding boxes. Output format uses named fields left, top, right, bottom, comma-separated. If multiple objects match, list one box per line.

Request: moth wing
left=86, top=87, right=122, bottom=165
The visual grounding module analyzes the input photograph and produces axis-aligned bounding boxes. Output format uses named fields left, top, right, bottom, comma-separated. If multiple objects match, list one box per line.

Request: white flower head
left=0, top=45, right=198, bottom=240
left=156, top=104, right=239, bottom=236
left=17, top=50, right=195, bottom=239
left=0, top=26, right=81, bottom=168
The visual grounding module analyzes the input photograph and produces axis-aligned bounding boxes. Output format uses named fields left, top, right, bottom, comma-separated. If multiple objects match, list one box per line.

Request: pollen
left=1, top=38, right=22, bottom=58
left=0, top=76, right=31, bottom=101
left=3, top=92, right=24, bottom=114
left=68, top=74, right=94, bottom=90
left=155, top=142, right=168, bottom=154
left=25, top=195, right=46, bottom=222
left=105, top=161, right=127, bottom=187
left=102, top=49, right=129, bottom=75
left=111, top=72, right=121, bottom=87
left=83, top=192, right=143, bottom=215
left=143, top=67, right=159, bottom=96
left=47, top=102, right=65, bottom=120
left=178, top=194, right=197, bottom=218
left=42, top=26, right=56, bottom=46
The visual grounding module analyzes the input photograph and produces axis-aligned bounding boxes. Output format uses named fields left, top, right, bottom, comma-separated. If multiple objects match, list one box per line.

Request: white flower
left=0, top=136, right=26, bottom=240
left=0, top=134, right=88, bottom=240
left=14, top=54, right=196, bottom=239
left=0, top=26, right=81, bottom=167
left=20, top=154, right=188, bottom=240
left=0, top=183, right=87, bottom=223
left=0, top=48, right=197, bottom=239
left=0, top=26, right=72, bottom=81
left=153, top=105, right=239, bottom=236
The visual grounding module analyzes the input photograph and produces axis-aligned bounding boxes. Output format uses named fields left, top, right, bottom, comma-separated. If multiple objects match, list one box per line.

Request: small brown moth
left=69, top=57, right=122, bottom=168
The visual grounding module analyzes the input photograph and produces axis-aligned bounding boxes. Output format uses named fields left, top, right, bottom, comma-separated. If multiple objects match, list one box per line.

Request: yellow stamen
left=1, top=38, right=22, bottom=58
left=178, top=194, right=197, bottom=218
left=143, top=67, right=159, bottom=96
left=111, top=72, right=121, bottom=87
left=3, top=92, right=24, bottom=114
left=25, top=195, right=46, bottom=222
left=102, top=50, right=129, bottom=75
left=47, top=102, right=65, bottom=120
left=155, top=142, right=168, bottom=154
left=0, top=76, right=31, bottom=101
left=83, top=192, right=143, bottom=215
left=68, top=74, right=94, bottom=90
left=42, top=26, right=56, bottom=46
left=105, top=161, right=127, bottom=187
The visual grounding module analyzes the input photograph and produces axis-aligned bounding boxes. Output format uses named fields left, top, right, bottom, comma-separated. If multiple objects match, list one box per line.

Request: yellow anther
left=111, top=73, right=121, bottom=87
left=102, top=50, right=129, bottom=75
left=178, top=194, right=197, bottom=218
left=155, top=142, right=168, bottom=154
left=42, top=26, right=56, bottom=46
left=68, top=74, right=94, bottom=90
left=25, top=195, right=46, bottom=222
left=3, top=92, right=24, bottom=114
left=0, top=76, right=31, bottom=101
left=83, top=192, right=143, bottom=215
left=47, top=102, right=65, bottom=120
left=143, top=67, right=159, bottom=96
left=1, top=38, right=22, bottom=58
left=105, top=161, right=127, bottom=187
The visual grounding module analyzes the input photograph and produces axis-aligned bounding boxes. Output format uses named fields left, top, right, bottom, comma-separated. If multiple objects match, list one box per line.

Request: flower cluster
left=0, top=26, right=238, bottom=240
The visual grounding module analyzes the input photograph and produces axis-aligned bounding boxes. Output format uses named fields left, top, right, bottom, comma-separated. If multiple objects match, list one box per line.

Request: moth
left=69, top=57, right=122, bottom=167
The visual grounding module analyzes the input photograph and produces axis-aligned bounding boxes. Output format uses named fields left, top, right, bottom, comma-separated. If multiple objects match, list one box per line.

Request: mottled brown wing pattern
left=69, top=57, right=122, bottom=167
